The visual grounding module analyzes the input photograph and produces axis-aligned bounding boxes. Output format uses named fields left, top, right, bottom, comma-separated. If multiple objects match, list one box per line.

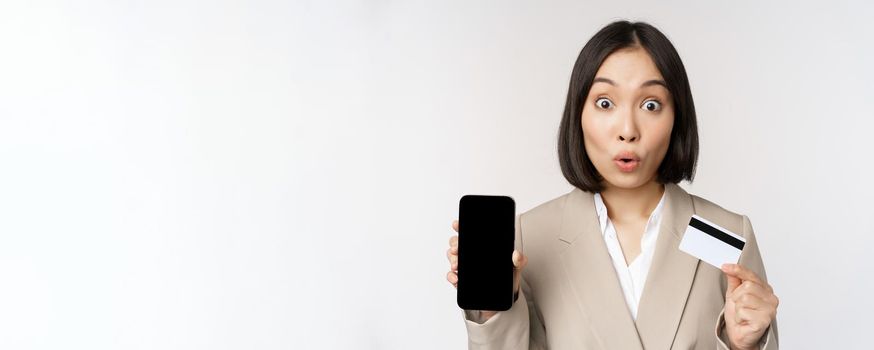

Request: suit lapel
left=557, top=188, right=644, bottom=350
left=634, top=183, right=700, bottom=350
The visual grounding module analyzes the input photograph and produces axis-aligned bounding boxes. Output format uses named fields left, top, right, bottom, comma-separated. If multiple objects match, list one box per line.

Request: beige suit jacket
left=461, top=183, right=778, bottom=349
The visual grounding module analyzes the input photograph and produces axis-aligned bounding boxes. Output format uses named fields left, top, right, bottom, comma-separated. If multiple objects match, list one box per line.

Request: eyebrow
left=592, top=77, right=668, bottom=89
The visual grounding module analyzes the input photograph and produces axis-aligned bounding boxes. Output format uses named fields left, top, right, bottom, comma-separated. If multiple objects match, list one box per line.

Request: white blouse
left=593, top=190, right=666, bottom=320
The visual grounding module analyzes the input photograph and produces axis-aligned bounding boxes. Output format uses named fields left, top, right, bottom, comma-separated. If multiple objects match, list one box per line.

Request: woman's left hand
left=721, top=263, right=779, bottom=350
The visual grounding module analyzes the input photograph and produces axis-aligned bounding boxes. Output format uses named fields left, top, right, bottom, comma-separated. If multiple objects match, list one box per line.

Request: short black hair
left=557, top=20, right=699, bottom=193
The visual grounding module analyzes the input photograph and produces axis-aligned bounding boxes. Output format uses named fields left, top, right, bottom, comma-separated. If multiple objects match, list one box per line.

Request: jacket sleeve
left=459, top=213, right=548, bottom=349
left=715, top=214, right=779, bottom=350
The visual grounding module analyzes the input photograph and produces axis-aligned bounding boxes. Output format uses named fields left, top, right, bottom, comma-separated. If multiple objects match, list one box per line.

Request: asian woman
left=445, top=20, right=779, bottom=349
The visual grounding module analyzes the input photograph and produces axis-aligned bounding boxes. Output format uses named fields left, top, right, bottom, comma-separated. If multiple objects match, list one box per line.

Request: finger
left=732, top=281, right=773, bottom=301
left=512, top=250, right=526, bottom=293
left=735, top=308, right=771, bottom=332
left=725, top=272, right=742, bottom=294
left=447, top=271, right=458, bottom=286
left=735, top=307, right=756, bottom=325
left=450, top=254, right=457, bottom=270
left=732, top=292, right=770, bottom=311
left=449, top=235, right=458, bottom=248
left=735, top=291, right=779, bottom=318
left=452, top=220, right=458, bottom=232
left=721, top=263, right=765, bottom=286
left=512, top=250, right=528, bottom=270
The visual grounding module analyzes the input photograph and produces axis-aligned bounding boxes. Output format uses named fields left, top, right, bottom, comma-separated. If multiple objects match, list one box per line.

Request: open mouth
left=613, top=153, right=641, bottom=172
left=613, top=151, right=641, bottom=163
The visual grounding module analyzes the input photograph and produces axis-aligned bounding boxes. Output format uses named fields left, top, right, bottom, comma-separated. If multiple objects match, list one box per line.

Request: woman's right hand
left=447, top=219, right=528, bottom=321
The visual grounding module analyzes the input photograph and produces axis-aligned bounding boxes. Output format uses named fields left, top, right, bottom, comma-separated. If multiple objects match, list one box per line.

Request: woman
left=445, top=21, right=779, bottom=349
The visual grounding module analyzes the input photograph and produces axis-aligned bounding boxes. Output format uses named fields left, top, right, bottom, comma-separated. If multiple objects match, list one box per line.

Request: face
left=581, top=47, right=674, bottom=191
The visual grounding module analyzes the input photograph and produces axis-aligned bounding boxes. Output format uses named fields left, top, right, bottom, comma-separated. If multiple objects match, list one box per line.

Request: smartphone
left=456, top=195, right=516, bottom=311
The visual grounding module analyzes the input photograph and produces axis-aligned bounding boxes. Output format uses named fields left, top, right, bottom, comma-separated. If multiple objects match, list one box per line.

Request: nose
left=617, top=111, right=639, bottom=143
left=618, top=134, right=637, bottom=142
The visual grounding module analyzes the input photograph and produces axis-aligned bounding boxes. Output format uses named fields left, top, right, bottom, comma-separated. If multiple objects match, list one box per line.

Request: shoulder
left=514, top=190, right=578, bottom=268
left=518, top=189, right=575, bottom=231
left=686, top=189, right=751, bottom=238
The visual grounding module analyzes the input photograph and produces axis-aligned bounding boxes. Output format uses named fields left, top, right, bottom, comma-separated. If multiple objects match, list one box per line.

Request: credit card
left=679, top=214, right=746, bottom=269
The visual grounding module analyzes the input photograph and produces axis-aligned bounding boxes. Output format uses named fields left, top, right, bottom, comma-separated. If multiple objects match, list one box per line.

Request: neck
left=600, top=181, right=665, bottom=222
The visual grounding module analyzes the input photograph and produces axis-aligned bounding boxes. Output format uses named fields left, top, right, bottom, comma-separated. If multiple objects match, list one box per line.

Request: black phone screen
left=456, top=195, right=516, bottom=311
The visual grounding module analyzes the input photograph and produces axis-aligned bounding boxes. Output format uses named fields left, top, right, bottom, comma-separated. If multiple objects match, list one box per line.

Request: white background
left=1, top=0, right=872, bottom=349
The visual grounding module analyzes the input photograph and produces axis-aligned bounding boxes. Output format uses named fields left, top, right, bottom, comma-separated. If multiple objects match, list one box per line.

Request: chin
left=602, top=173, right=652, bottom=190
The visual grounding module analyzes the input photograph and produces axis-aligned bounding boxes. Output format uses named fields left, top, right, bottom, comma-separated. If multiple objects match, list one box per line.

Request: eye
left=595, top=97, right=614, bottom=110
left=641, top=99, right=662, bottom=112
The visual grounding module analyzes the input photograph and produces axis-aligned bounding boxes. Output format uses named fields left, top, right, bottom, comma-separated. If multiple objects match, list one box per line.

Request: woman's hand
left=447, top=219, right=527, bottom=321
left=721, top=263, right=779, bottom=350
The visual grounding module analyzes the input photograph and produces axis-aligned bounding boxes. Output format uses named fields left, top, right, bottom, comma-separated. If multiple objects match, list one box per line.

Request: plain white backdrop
left=1, top=0, right=872, bottom=349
